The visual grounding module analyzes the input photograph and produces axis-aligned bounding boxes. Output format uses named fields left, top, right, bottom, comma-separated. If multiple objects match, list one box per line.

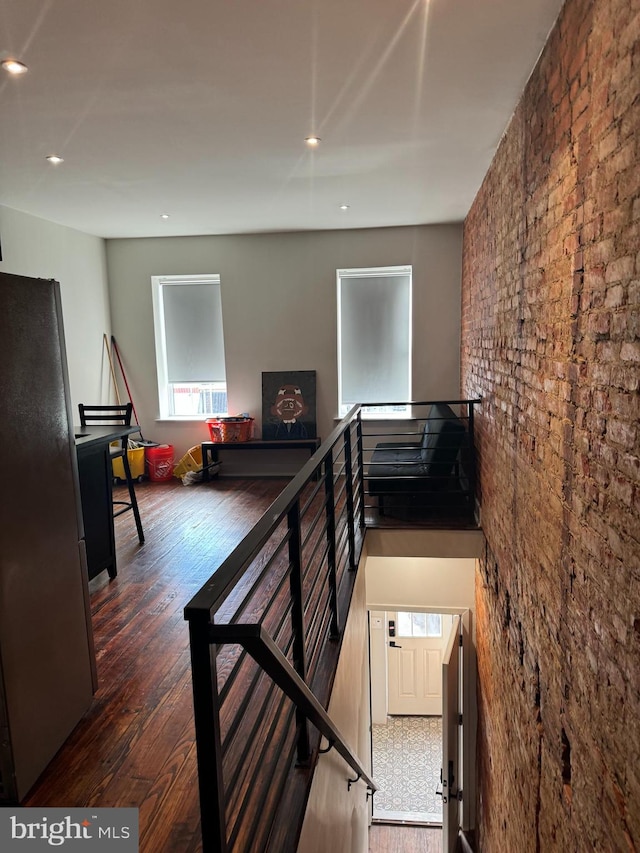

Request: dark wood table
left=75, top=425, right=139, bottom=580
left=201, top=437, right=321, bottom=481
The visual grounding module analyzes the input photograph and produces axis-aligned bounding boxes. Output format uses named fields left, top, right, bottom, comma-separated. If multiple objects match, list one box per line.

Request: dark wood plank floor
left=23, top=476, right=440, bottom=853
left=24, top=477, right=286, bottom=852
left=369, top=824, right=442, bottom=853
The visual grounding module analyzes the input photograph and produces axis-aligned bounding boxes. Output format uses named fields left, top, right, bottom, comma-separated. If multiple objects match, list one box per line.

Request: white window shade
left=152, top=274, right=228, bottom=419
left=162, top=282, right=226, bottom=383
left=338, top=270, right=411, bottom=408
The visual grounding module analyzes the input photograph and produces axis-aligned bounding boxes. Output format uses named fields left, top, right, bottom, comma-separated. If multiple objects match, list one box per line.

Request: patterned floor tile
left=372, top=716, right=443, bottom=823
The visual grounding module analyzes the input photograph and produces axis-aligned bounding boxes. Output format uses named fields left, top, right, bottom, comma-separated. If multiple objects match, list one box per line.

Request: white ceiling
left=0, top=0, right=564, bottom=239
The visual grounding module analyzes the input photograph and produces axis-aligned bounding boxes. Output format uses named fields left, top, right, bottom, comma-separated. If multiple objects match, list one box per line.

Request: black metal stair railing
left=184, top=407, right=368, bottom=853
left=209, top=623, right=376, bottom=788
left=184, top=399, right=480, bottom=851
left=361, top=399, right=480, bottom=524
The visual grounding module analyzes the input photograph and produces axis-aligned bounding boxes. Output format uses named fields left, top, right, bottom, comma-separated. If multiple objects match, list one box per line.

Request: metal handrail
left=185, top=406, right=366, bottom=852
left=361, top=398, right=480, bottom=407
left=184, top=405, right=362, bottom=620
left=210, top=623, right=376, bottom=793
left=185, top=399, right=480, bottom=851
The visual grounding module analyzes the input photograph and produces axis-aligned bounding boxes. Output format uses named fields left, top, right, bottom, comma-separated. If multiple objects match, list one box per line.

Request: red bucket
left=146, top=444, right=174, bottom=482
left=206, top=417, right=253, bottom=443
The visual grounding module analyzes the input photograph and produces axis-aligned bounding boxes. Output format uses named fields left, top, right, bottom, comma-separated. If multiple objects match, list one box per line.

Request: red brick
left=621, top=341, right=640, bottom=362
left=461, top=0, right=640, bottom=847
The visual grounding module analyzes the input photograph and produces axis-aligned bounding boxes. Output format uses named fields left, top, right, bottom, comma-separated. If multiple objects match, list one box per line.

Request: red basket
left=206, top=417, right=254, bottom=443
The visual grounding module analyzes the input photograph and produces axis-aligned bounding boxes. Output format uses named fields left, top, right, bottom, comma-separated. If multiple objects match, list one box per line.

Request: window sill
left=155, top=416, right=228, bottom=423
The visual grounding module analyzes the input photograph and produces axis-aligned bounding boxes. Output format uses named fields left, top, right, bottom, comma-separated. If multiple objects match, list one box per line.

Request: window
left=151, top=275, right=228, bottom=418
left=397, top=611, right=442, bottom=638
left=337, top=265, right=412, bottom=416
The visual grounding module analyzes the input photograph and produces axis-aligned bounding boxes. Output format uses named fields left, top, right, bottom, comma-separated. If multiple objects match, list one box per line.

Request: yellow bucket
left=173, top=445, right=203, bottom=479
left=112, top=446, right=146, bottom=481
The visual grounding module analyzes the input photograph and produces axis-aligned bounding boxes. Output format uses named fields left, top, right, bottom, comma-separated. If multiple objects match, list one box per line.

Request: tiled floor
left=372, top=716, right=443, bottom=824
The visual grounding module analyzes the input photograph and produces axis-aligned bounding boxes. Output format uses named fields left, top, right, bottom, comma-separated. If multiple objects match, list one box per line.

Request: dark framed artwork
left=261, top=371, right=317, bottom=440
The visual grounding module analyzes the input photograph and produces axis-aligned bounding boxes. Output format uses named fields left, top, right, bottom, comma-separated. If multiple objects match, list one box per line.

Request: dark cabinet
left=75, top=425, right=138, bottom=581
left=76, top=442, right=117, bottom=580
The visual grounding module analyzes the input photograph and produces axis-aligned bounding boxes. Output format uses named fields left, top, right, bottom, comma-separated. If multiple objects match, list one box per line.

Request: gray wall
left=0, top=206, right=463, bottom=472
left=106, top=224, right=463, bottom=466
left=0, top=205, right=113, bottom=415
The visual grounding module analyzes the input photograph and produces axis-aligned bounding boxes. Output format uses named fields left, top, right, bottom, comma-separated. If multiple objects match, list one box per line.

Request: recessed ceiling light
left=160, top=214, right=170, bottom=220
left=45, top=154, right=64, bottom=165
left=339, top=204, right=350, bottom=211
left=1, top=59, right=28, bottom=75
left=305, top=136, right=321, bottom=147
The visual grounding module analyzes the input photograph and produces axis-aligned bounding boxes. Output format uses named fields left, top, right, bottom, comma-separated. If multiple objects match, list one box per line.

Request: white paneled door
left=387, top=612, right=453, bottom=715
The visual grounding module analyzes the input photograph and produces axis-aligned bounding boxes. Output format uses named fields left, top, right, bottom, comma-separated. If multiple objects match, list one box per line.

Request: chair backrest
left=420, top=402, right=465, bottom=482
left=78, top=403, right=133, bottom=427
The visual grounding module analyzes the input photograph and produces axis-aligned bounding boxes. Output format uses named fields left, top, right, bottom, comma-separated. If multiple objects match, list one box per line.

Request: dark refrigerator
left=0, top=271, right=97, bottom=802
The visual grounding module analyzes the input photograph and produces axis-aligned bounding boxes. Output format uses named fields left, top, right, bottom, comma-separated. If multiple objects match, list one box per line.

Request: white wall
left=105, top=224, right=463, bottom=463
left=299, top=550, right=478, bottom=850
left=366, top=556, right=476, bottom=726
left=0, top=205, right=113, bottom=415
left=366, top=556, right=476, bottom=612
left=365, top=553, right=477, bottom=830
left=297, top=556, right=371, bottom=853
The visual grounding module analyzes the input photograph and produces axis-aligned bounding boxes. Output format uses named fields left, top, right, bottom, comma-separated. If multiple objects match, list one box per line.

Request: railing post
left=343, top=427, right=357, bottom=570
left=323, top=448, right=340, bottom=638
left=356, top=412, right=366, bottom=528
left=287, top=501, right=310, bottom=764
left=468, top=400, right=477, bottom=521
left=188, top=615, right=227, bottom=853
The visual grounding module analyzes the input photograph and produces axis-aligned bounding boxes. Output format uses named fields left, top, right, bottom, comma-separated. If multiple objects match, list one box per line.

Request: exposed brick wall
left=461, top=0, right=640, bottom=849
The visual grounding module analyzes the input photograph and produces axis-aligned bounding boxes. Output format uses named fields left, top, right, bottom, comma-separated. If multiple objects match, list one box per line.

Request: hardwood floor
left=368, top=824, right=442, bottom=853
left=23, top=476, right=441, bottom=853
left=23, top=477, right=287, bottom=852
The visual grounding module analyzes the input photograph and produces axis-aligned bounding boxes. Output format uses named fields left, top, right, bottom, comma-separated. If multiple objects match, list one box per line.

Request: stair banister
left=209, top=622, right=377, bottom=794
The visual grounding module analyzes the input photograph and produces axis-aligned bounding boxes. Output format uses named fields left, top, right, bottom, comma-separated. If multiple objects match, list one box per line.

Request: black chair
left=78, top=403, right=145, bottom=545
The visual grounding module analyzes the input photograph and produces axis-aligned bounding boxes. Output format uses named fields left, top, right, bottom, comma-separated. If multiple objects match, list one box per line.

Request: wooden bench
left=201, top=438, right=321, bottom=481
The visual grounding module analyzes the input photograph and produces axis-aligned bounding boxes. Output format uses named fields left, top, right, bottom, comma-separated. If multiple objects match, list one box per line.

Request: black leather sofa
left=367, top=402, right=473, bottom=520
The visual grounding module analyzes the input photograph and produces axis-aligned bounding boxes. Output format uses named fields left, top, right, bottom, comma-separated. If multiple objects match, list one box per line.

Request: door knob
left=388, top=641, right=402, bottom=648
